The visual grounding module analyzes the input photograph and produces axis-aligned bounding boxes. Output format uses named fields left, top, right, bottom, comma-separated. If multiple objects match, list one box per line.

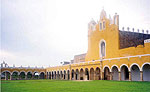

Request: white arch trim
left=27, top=71, right=32, bottom=73
left=111, top=65, right=120, bottom=72
left=85, top=68, right=89, bottom=70
left=103, top=65, right=111, bottom=72
left=56, top=71, right=60, bottom=74
left=2, top=70, right=11, bottom=74
left=71, top=69, right=75, bottom=71
left=19, top=71, right=26, bottom=75
left=49, top=72, right=51, bottom=75
left=33, top=71, right=39, bottom=75
left=120, top=64, right=130, bottom=71
left=53, top=71, right=56, bottom=74
left=39, top=71, right=45, bottom=74
left=56, top=70, right=62, bottom=74
left=11, top=71, right=19, bottom=75
left=52, top=71, right=54, bottom=74
left=67, top=69, right=70, bottom=73
left=67, top=70, right=70, bottom=72
left=141, top=62, right=150, bottom=71
left=130, top=63, right=141, bottom=71
left=63, top=70, right=67, bottom=75
left=90, top=67, right=95, bottom=71
left=75, top=69, right=79, bottom=71
left=80, top=68, right=84, bottom=72
left=95, top=67, right=101, bottom=71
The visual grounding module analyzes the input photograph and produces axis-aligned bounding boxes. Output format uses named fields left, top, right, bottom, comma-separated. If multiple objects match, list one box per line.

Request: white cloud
left=1, top=50, right=16, bottom=60
left=1, top=0, right=150, bottom=67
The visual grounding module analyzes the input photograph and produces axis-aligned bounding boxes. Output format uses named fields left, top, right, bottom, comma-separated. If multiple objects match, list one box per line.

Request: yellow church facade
left=46, top=9, right=150, bottom=81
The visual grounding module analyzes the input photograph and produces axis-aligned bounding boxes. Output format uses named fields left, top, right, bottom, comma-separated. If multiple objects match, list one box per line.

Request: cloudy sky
left=1, top=0, right=150, bottom=67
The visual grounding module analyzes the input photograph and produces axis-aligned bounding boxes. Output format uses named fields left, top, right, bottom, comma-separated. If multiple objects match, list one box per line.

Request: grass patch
left=1, top=80, right=150, bottom=92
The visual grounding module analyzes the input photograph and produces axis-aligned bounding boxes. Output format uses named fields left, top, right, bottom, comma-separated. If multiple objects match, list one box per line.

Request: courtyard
left=1, top=80, right=150, bottom=92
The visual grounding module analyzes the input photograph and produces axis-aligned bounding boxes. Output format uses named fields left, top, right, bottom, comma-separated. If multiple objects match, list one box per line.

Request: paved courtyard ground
left=1, top=80, right=150, bottom=92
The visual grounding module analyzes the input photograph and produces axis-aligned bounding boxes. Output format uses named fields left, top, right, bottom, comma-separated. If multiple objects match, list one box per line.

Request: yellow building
left=1, top=9, right=150, bottom=81
left=46, top=9, right=150, bottom=81
left=1, top=61, right=46, bottom=80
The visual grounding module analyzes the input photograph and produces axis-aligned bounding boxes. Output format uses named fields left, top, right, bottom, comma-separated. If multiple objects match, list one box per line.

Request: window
left=100, top=23, right=102, bottom=30
left=100, top=40, right=106, bottom=58
left=103, top=21, right=105, bottom=29
left=101, top=42, right=105, bottom=57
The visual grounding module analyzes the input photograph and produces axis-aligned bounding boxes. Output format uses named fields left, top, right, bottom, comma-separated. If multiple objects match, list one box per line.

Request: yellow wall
left=46, top=10, right=150, bottom=74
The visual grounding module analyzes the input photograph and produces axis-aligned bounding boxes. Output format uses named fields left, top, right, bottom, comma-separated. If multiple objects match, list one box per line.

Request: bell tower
left=85, top=9, right=120, bottom=61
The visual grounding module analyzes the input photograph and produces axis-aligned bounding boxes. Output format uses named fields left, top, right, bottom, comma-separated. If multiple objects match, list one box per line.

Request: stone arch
left=49, top=72, right=51, bottom=79
left=103, top=65, right=111, bottom=72
left=52, top=71, right=54, bottom=79
left=64, top=70, right=66, bottom=80
left=54, top=71, right=56, bottom=79
left=120, top=64, right=129, bottom=81
left=19, top=71, right=26, bottom=80
left=130, top=64, right=140, bottom=81
left=95, top=67, right=101, bottom=80
left=120, top=64, right=130, bottom=71
left=80, top=68, right=84, bottom=80
left=39, top=72, right=45, bottom=79
left=111, top=66, right=119, bottom=80
left=27, top=71, right=32, bottom=79
left=57, top=71, right=60, bottom=79
left=33, top=71, right=39, bottom=74
left=1, top=72, right=6, bottom=80
left=33, top=71, right=39, bottom=79
left=104, top=66, right=110, bottom=80
left=90, top=68, right=95, bottom=80
left=85, top=68, right=89, bottom=80
left=46, top=72, right=49, bottom=79
left=75, top=69, right=79, bottom=80
left=130, top=63, right=141, bottom=71
left=19, top=71, right=26, bottom=75
left=142, top=63, right=150, bottom=81
left=71, top=69, right=75, bottom=80
left=2, top=70, right=11, bottom=74
left=1, top=71, right=11, bottom=80
left=111, top=65, right=120, bottom=72
left=141, top=62, right=150, bottom=71
left=39, top=71, right=45, bottom=74
left=11, top=71, right=19, bottom=80
left=60, top=71, right=63, bottom=79
left=11, top=71, right=19, bottom=75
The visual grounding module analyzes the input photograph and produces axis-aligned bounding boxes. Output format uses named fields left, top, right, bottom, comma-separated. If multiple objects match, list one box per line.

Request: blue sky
left=1, top=0, right=150, bottom=67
